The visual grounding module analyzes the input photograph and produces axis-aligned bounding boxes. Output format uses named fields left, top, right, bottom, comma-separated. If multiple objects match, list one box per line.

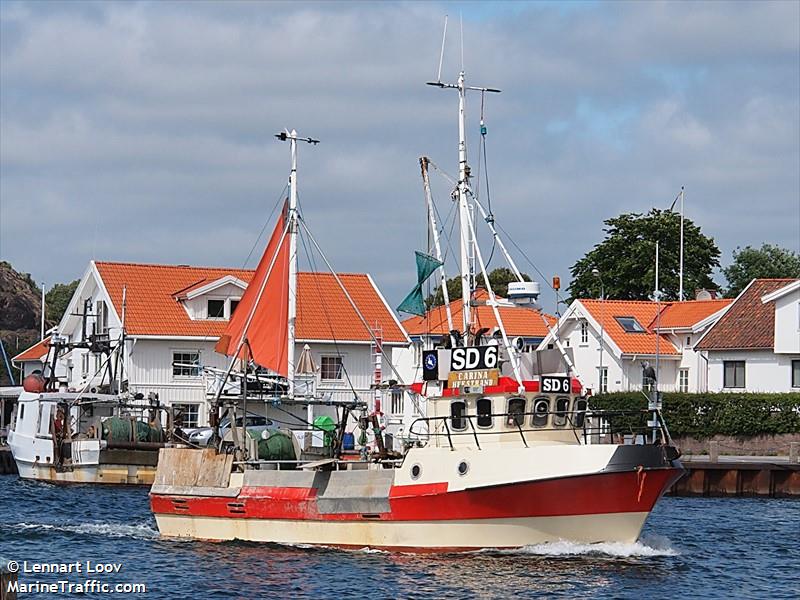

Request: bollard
left=791, top=442, right=799, bottom=464
left=709, top=440, right=719, bottom=463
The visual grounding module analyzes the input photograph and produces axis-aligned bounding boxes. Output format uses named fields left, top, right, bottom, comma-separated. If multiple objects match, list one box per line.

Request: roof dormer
left=174, top=275, right=248, bottom=321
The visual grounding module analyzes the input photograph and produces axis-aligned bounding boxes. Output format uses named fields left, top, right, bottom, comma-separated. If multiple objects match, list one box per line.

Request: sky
left=1, top=0, right=798, bottom=316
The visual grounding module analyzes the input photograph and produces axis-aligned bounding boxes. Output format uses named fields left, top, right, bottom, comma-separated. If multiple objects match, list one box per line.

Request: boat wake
left=10, top=521, right=159, bottom=540
left=487, top=535, right=679, bottom=558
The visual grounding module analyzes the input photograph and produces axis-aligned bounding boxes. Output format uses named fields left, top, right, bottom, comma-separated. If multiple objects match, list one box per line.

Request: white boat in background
left=7, top=312, right=169, bottom=485
left=149, top=61, right=683, bottom=550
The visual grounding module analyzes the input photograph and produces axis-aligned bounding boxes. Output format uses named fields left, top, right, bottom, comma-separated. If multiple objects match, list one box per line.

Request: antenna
left=460, top=12, right=464, bottom=72
left=436, top=15, right=448, bottom=83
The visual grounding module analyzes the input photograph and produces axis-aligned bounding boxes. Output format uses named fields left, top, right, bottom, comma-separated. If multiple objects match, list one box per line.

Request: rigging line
left=192, top=181, right=289, bottom=346
left=296, top=217, right=360, bottom=400
left=492, top=217, right=556, bottom=293
left=298, top=215, right=424, bottom=419
left=298, top=218, right=411, bottom=387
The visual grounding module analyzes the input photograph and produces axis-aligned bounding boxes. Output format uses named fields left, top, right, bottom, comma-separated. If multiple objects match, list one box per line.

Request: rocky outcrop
left=0, top=261, right=42, bottom=384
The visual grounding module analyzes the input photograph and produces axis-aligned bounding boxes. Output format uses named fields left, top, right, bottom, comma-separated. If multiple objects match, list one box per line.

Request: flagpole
left=679, top=186, right=684, bottom=301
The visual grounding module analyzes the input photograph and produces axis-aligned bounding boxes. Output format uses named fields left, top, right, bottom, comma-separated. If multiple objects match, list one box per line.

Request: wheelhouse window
left=506, top=397, right=526, bottom=428
left=477, top=398, right=493, bottom=428
left=173, top=351, right=200, bottom=377
left=320, top=356, right=344, bottom=380
left=532, top=397, right=549, bottom=427
left=723, top=361, right=745, bottom=389
left=580, top=321, right=588, bottom=344
left=207, top=299, right=225, bottom=319
left=450, top=400, right=467, bottom=431
left=615, top=316, right=646, bottom=333
left=553, top=397, right=570, bottom=427
left=573, top=398, right=588, bottom=428
left=792, top=360, right=800, bottom=388
left=173, top=403, right=199, bottom=428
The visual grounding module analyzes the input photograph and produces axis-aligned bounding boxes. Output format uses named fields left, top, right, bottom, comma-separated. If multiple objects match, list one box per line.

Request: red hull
left=151, top=467, right=683, bottom=522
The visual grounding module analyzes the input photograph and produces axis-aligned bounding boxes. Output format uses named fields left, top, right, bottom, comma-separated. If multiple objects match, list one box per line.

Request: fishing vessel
left=7, top=314, right=168, bottom=484
left=149, top=63, right=683, bottom=549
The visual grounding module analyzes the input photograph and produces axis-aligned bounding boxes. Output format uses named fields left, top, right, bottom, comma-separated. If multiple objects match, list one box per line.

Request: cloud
left=1, top=0, right=798, bottom=314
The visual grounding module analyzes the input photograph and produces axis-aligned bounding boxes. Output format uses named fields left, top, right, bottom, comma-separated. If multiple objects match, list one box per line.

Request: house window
left=615, top=316, right=646, bottom=333
left=173, top=351, right=200, bottom=377
left=95, top=300, right=109, bottom=334
left=450, top=400, right=466, bottom=431
left=507, top=397, right=526, bottom=428
left=599, top=367, right=608, bottom=394
left=580, top=321, right=588, bottom=344
left=390, top=389, right=404, bottom=415
left=81, top=353, right=90, bottom=376
left=320, top=356, right=344, bottom=380
left=792, top=360, right=800, bottom=388
left=229, top=299, right=240, bottom=316
left=173, top=403, right=199, bottom=428
left=723, top=361, right=745, bottom=389
left=207, top=299, right=225, bottom=319
left=477, top=398, right=493, bottom=428
left=679, top=369, right=689, bottom=393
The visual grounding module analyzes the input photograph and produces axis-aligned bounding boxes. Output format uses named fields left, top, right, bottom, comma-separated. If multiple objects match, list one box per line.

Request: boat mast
left=428, top=69, right=499, bottom=338
left=420, top=156, right=454, bottom=333
left=287, top=130, right=298, bottom=397
left=456, top=71, right=472, bottom=335
left=276, top=130, right=319, bottom=397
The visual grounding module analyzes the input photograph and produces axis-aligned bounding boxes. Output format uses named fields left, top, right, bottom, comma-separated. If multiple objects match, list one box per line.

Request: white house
left=695, top=278, right=800, bottom=393
left=13, top=260, right=410, bottom=430
left=539, top=296, right=732, bottom=394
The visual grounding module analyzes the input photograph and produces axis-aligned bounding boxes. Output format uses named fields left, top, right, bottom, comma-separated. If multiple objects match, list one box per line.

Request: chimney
left=695, top=289, right=717, bottom=300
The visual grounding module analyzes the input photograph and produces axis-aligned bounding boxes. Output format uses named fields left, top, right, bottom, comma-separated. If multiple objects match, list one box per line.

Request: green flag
left=397, top=251, right=443, bottom=316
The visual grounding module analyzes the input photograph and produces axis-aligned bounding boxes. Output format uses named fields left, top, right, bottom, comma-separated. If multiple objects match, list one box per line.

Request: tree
left=45, top=279, right=80, bottom=324
left=426, top=267, right=531, bottom=308
left=723, top=244, right=800, bottom=298
left=568, top=209, right=721, bottom=302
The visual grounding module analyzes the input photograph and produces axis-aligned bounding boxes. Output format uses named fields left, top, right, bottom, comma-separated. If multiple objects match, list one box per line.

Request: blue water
left=1, top=476, right=798, bottom=599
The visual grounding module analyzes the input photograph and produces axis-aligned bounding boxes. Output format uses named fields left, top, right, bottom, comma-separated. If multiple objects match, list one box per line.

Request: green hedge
left=589, top=392, right=800, bottom=438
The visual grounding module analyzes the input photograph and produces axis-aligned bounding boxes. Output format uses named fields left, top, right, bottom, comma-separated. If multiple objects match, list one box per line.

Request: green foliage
left=46, top=279, right=80, bottom=324
left=568, top=209, right=721, bottom=302
left=590, top=392, right=800, bottom=438
left=722, top=244, right=800, bottom=298
left=426, top=267, right=531, bottom=308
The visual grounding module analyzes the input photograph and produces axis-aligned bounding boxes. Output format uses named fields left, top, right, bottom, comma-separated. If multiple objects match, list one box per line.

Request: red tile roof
left=94, top=262, right=407, bottom=343
left=651, top=299, right=732, bottom=329
left=402, top=290, right=557, bottom=338
left=579, top=300, right=679, bottom=355
left=12, top=337, right=51, bottom=363
left=695, top=279, right=797, bottom=350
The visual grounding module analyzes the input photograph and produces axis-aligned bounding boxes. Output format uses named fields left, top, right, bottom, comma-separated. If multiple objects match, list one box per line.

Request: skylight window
left=615, top=316, right=646, bottom=333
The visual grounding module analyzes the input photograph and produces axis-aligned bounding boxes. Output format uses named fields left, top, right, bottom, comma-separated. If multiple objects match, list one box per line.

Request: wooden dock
left=670, top=454, right=800, bottom=497
left=0, top=447, right=17, bottom=476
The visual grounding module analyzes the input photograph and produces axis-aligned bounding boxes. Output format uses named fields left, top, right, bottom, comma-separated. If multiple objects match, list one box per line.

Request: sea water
left=1, top=476, right=798, bottom=599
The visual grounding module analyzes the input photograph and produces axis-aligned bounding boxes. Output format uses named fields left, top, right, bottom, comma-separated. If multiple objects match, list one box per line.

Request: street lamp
left=591, top=268, right=605, bottom=394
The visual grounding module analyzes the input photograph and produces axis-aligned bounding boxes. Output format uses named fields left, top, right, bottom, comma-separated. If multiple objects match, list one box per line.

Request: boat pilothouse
left=149, top=51, right=683, bottom=550
left=8, top=305, right=169, bottom=484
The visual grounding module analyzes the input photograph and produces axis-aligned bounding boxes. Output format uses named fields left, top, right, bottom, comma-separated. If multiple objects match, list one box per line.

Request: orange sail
left=215, top=202, right=290, bottom=376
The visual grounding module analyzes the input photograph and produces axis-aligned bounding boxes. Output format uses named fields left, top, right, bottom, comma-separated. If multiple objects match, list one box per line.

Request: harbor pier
left=0, top=448, right=17, bottom=476
left=670, top=447, right=800, bottom=497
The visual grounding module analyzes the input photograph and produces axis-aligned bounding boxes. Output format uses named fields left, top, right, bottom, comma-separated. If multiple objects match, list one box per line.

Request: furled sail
left=215, top=202, right=290, bottom=376
left=397, top=251, right=444, bottom=316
